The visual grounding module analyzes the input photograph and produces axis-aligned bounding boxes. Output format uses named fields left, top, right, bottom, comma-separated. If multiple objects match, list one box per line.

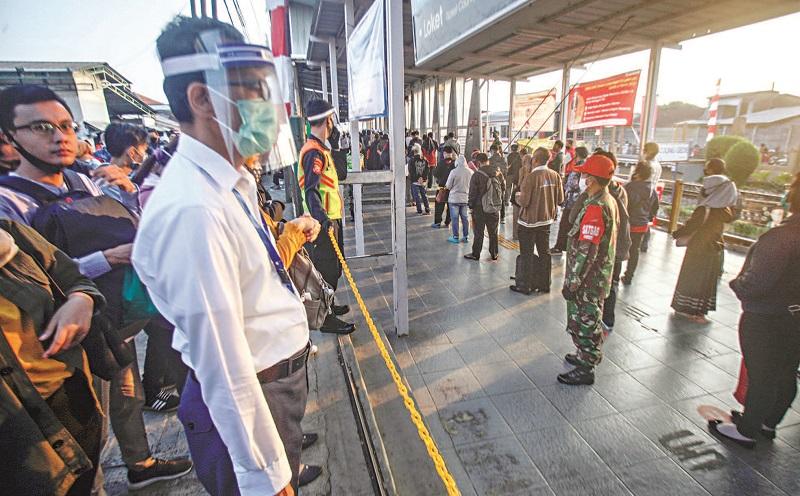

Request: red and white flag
left=268, top=0, right=295, bottom=115
left=706, top=78, right=721, bottom=143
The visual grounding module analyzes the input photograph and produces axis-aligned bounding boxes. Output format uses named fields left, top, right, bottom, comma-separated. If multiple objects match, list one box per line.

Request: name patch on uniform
left=579, top=205, right=605, bottom=244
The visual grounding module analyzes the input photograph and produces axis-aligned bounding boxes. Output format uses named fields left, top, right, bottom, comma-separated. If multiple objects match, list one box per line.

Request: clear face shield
left=160, top=29, right=296, bottom=171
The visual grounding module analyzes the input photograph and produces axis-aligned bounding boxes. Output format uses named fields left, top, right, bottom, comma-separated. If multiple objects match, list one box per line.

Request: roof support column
left=328, top=39, right=339, bottom=115
left=641, top=41, right=663, bottom=151
left=320, top=61, right=328, bottom=102
left=432, top=78, right=440, bottom=139
left=559, top=63, right=571, bottom=140
left=386, top=0, right=408, bottom=336
left=343, top=0, right=364, bottom=256
left=508, top=79, right=516, bottom=146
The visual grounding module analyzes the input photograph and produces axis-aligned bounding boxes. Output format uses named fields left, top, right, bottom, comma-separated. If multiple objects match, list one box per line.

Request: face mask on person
left=578, top=174, right=589, bottom=192
left=0, top=229, right=19, bottom=269
left=211, top=89, right=278, bottom=157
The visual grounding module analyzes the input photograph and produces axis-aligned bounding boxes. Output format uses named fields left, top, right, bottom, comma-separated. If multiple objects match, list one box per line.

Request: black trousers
left=624, top=231, right=646, bottom=280
left=142, top=315, right=189, bottom=402
left=48, top=374, right=103, bottom=496
left=310, top=219, right=343, bottom=291
left=552, top=207, right=572, bottom=251
left=434, top=199, right=451, bottom=226
left=518, top=224, right=552, bottom=291
left=602, top=260, right=623, bottom=328
left=471, top=208, right=499, bottom=258
left=738, top=312, right=800, bottom=437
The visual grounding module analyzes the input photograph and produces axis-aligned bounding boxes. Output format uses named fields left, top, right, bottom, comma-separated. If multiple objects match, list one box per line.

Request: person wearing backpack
left=511, top=147, right=563, bottom=295
left=408, top=143, right=431, bottom=215
left=0, top=84, right=192, bottom=490
left=465, top=152, right=504, bottom=261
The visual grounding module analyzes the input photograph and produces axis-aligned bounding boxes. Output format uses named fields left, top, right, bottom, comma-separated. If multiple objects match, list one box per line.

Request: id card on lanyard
left=231, top=188, right=296, bottom=296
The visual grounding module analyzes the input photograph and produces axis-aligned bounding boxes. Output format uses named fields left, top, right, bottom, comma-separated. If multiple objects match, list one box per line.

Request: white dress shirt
left=132, top=134, right=309, bottom=495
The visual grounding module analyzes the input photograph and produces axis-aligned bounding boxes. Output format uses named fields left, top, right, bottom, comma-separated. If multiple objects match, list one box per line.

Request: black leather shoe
left=564, top=353, right=581, bottom=366
left=302, top=432, right=319, bottom=450
left=557, top=366, right=595, bottom=385
left=332, top=304, right=350, bottom=316
left=708, top=420, right=756, bottom=449
left=730, top=410, right=776, bottom=439
left=464, top=254, right=479, bottom=261
left=298, top=464, right=323, bottom=487
left=509, top=285, right=532, bottom=295
left=320, top=315, right=356, bottom=334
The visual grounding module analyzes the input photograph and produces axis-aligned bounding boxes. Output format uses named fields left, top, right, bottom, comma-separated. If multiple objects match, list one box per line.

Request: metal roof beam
left=405, top=68, right=510, bottom=82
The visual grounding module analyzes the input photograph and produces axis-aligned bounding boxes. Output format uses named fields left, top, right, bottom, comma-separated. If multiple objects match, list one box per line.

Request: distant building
left=673, top=90, right=800, bottom=153
left=0, top=61, right=177, bottom=137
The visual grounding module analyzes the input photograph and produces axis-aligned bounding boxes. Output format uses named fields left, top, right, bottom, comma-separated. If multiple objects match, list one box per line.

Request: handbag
left=287, top=246, right=335, bottom=330
left=26, top=253, right=135, bottom=381
left=675, top=207, right=710, bottom=247
left=435, top=187, right=449, bottom=203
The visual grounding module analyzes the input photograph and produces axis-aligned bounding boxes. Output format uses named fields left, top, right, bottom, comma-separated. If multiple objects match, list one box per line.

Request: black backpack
left=0, top=170, right=138, bottom=327
left=414, top=157, right=428, bottom=179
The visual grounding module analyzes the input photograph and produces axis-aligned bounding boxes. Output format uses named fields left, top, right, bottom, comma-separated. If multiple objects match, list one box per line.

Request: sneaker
left=127, top=458, right=193, bottom=490
left=144, top=388, right=180, bottom=413
left=298, top=464, right=323, bottom=487
left=500, top=218, right=506, bottom=224
left=431, top=223, right=441, bottom=228
left=461, top=237, right=468, bottom=243
left=302, top=432, right=319, bottom=450
left=447, top=236, right=459, bottom=244
left=550, top=248, right=562, bottom=255
left=557, top=366, right=595, bottom=385
left=600, top=321, right=613, bottom=337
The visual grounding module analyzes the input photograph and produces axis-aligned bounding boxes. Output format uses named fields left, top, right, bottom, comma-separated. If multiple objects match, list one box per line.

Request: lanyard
left=231, top=189, right=295, bottom=296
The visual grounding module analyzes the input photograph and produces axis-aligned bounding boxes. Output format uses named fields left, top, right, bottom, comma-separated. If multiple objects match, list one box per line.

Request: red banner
left=568, top=71, right=641, bottom=130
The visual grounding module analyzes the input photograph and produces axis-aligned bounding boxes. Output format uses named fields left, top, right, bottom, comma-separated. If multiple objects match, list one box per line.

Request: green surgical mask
left=212, top=90, right=278, bottom=157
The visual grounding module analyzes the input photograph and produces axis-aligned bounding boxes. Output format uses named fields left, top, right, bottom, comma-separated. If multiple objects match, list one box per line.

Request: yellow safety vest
left=297, top=138, right=343, bottom=220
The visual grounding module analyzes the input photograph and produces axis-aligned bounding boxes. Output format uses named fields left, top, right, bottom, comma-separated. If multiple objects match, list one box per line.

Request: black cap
left=305, top=99, right=335, bottom=122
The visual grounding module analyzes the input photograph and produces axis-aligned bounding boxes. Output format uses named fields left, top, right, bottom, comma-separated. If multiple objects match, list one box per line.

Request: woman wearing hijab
left=710, top=173, right=800, bottom=448
left=671, top=158, right=738, bottom=323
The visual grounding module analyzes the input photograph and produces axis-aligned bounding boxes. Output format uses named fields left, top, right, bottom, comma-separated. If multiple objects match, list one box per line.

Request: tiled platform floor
left=339, top=201, right=800, bottom=496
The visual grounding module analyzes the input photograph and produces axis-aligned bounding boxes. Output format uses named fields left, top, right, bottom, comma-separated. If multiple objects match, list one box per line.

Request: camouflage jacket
left=564, top=189, right=619, bottom=300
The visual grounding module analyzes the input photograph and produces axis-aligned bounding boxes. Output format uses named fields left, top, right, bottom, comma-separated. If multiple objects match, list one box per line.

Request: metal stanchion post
left=669, top=180, right=684, bottom=233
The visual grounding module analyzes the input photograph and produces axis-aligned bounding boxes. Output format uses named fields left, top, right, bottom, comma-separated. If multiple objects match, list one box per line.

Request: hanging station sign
left=410, top=0, right=529, bottom=65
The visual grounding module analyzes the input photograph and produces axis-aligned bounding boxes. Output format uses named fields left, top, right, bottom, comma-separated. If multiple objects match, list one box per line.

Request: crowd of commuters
left=398, top=127, right=798, bottom=439
left=0, top=13, right=798, bottom=496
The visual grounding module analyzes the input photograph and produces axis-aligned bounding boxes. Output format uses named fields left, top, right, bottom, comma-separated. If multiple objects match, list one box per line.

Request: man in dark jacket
left=0, top=220, right=104, bottom=496
left=548, top=140, right=565, bottom=176
left=407, top=144, right=430, bottom=215
left=713, top=173, right=800, bottom=448
left=465, top=153, right=505, bottom=261
left=489, top=144, right=509, bottom=222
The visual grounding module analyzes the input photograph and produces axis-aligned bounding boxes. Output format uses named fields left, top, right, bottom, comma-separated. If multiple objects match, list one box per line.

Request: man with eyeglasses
left=0, top=84, right=193, bottom=491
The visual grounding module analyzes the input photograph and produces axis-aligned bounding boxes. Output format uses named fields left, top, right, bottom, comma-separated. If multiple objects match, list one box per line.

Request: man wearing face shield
left=297, top=99, right=356, bottom=335
left=132, top=16, right=319, bottom=496
left=558, top=154, right=618, bottom=386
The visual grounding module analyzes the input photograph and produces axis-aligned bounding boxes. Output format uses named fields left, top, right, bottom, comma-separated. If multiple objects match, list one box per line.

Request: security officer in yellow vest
left=298, top=99, right=355, bottom=334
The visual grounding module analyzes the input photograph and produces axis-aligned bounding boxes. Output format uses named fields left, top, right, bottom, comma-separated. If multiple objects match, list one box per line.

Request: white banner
left=511, top=89, right=556, bottom=133
left=347, top=0, right=387, bottom=120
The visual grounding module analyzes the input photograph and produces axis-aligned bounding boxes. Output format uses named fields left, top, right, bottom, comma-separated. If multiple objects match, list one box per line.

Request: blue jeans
left=411, top=183, right=430, bottom=213
left=449, top=203, right=469, bottom=238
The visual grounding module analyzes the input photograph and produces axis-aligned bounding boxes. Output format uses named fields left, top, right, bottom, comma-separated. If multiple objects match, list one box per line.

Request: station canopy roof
left=296, top=0, right=800, bottom=91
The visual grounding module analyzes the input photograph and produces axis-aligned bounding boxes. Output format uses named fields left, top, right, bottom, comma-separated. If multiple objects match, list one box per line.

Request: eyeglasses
left=14, top=121, right=79, bottom=136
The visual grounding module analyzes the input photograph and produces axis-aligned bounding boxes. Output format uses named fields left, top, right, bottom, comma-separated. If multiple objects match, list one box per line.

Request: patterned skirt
left=671, top=243, right=721, bottom=316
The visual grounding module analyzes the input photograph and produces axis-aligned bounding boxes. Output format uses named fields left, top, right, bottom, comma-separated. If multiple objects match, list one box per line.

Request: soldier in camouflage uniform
left=558, top=154, right=619, bottom=385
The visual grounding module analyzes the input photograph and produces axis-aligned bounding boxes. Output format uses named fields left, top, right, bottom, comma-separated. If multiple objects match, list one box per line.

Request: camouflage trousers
left=566, top=294, right=606, bottom=367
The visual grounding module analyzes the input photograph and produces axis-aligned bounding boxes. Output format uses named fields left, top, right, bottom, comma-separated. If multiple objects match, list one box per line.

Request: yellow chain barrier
left=328, top=227, right=461, bottom=496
